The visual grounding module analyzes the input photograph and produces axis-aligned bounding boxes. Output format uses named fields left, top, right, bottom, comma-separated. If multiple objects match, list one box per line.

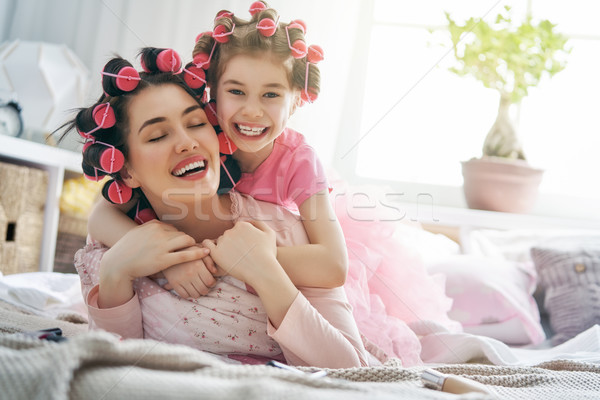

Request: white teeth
left=173, top=160, right=205, bottom=176
left=237, top=124, right=266, bottom=136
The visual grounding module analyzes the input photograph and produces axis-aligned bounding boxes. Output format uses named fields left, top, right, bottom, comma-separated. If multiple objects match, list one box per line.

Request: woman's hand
left=162, top=247, right=219, bottom=298
left=202, top=220, right=277, bottom=284
left=98, top=220, right=208, bottom=308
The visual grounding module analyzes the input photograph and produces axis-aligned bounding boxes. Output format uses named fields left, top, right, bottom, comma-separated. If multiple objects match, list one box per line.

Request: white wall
left=0, top=0, right=364, bottom=170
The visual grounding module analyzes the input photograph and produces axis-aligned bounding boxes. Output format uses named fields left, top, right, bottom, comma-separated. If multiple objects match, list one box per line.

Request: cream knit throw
left=2, top=330, right=600, bottom=400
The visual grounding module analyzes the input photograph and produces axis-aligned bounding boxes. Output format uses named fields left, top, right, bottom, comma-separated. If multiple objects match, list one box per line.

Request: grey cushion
left=530, top=236, right=600, bottom=345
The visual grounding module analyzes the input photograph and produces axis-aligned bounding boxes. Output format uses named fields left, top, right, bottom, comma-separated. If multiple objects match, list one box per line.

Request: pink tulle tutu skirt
left=332, top=185, right=461, bottom=366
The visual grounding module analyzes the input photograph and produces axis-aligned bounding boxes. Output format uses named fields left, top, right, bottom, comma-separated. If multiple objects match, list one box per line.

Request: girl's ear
left=120, top=165, right=141, bottom=188
left=289, top=91, right=302, bottom=116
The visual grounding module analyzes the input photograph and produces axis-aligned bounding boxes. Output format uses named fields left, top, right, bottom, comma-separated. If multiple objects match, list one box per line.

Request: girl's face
left=216, top=53, right=297, bottom=162
left=123, top=84, right=220, bottom=207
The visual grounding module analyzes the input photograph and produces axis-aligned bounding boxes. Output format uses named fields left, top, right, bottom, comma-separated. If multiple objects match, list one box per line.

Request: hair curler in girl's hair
left=101, top=58, right=141, bottom=96
left=257, top=16, right=278, bottom=37
left=285, top=25, right=307, bottom=59
left=289, top=19, right=307, bottom=34
left=249, top=1, right=267, bottom=16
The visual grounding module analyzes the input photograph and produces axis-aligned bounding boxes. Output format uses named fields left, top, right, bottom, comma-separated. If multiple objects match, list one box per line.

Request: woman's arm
left=276, top=189, right=348, bottom=288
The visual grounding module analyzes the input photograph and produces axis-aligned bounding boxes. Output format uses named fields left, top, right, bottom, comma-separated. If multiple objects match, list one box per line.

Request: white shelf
left=0, top=135, right=82, bottom=272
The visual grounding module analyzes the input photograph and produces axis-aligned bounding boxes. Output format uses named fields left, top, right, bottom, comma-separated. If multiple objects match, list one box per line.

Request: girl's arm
left=88, top=198, right=218, bottom=298
left=87, top=197, right=138, bottom=247
left=203, top=220, right=365, bottom=367
left=98, top=220, right=207, bottom=309
left=276, top=189, right=348, bottom=288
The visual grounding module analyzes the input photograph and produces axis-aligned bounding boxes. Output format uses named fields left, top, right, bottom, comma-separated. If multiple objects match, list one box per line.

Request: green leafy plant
left=446, top=6, right=570, bottom=160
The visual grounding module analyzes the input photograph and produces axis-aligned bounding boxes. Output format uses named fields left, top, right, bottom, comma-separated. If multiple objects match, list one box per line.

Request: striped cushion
left=531, top=236, right=600, bottom=345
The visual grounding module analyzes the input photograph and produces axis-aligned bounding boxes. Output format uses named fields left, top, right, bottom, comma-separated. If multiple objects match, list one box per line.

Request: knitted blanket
left=2, top=330, right=600, bottom=400
left=2, top=299, right=600, bottom=399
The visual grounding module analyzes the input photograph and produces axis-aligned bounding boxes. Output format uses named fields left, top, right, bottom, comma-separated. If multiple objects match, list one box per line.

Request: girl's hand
left=101, top=220, right=208, bottom=282
left=202, top=220, right=277, bottom=284
left=162, top=248, right=219, bottom=298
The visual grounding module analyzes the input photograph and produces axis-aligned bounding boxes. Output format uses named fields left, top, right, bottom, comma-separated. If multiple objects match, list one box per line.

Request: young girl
left=69, top=48, right=368, bottom=368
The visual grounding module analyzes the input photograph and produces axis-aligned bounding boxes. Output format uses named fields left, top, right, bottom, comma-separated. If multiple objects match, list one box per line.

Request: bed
left=1, top=224, right=600, bottom=399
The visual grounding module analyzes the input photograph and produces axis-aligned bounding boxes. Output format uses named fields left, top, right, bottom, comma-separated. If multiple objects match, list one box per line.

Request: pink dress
left=232, top=128, right=460, bottom=366
left=75, top=192, right=369, bottom=368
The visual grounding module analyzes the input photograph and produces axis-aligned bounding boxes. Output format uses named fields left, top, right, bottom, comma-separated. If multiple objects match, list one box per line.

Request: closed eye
left=189, top=122, right=207, bottom=128
left=149, top=134, right=166, bottom=142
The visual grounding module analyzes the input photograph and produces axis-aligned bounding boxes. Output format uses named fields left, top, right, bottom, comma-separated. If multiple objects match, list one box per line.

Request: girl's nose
left=174, top=129, right=198, bottom=153
left=242, top=96, right=263, bottom=118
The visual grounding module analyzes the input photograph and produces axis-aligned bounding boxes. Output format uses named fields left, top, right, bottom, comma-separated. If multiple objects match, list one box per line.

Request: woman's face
left=123, top=84, right=220, bottom=208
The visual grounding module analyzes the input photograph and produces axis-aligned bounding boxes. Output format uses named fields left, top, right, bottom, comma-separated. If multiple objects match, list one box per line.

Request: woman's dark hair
left=58, top=47, right=240, bottom=215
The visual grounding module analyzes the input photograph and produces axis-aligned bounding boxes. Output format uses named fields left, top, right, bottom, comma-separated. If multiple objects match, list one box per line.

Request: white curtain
left=1, top=0, right=366, bottom=168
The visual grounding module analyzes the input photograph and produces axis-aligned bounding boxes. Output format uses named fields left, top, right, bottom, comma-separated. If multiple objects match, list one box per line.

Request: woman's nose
left=174, top=129, right=198, bottom=153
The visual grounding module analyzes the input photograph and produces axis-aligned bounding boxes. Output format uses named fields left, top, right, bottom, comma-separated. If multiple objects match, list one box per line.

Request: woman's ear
left=120, top=165, right=141, bottom=188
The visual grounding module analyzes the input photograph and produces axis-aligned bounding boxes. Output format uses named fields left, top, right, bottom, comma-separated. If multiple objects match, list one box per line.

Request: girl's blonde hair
left=193, top=1, right=320, bottom=102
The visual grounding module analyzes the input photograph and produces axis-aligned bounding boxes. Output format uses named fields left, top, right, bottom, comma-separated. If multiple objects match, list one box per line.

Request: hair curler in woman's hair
left=140, top=47, right=182, bottom=73
left=81, top=162, right=108, bottom=182
left=101, top=58, right=141, bottom=96
left=103, top=178, right=133, bottom=204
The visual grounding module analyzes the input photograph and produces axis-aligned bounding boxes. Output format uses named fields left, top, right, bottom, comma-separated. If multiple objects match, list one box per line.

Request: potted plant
left=445, top=6, right=570, bottom=213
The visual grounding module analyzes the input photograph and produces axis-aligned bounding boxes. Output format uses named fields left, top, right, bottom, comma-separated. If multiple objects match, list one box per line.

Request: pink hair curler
left=288, top=19, right=306, bottom=34
left=156, top=49, right=182, bottom=73
left=205, top=100, right=219, bottom=126
left=249, top=1, right=267, bottom=16
left=97, top=144, right=125, bottom=173
left=213, top=23, right=235, bottom=43
left=101, top=66, right=141, bottom=92
left=285, top=26, right=307, bottom=59
left=307, top=44, right=324, bottom=64
left=105, top=179, right=133, bottom=204
left=91, top=102, right=116, bottom=131
left=195, top=30, right=212, bottom=43
left=183, top=66, right=206, bottom=89
left=215, top=10, right=233, bottom=21
left=257, top=17, right=277, bottom=37
left=134, top=202, right=157, bottom=224
left=217, top=131, right=237, bottom=155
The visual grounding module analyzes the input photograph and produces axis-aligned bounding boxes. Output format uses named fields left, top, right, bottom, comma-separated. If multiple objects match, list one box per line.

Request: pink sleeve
left=85, top=284, right=144, bottom=339
left=285, top=145, right=330, bottom=208
left=267, top=288, right=368, bottom=368
left=73, top=239, right=143, bottom=339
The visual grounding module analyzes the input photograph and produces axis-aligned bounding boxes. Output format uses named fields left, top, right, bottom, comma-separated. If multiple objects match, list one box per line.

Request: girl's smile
left=216, top=53, right=298, bottom=171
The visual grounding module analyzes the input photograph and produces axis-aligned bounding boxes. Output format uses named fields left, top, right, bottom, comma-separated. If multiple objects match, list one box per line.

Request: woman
left=71, top=48, right=369, bottom=368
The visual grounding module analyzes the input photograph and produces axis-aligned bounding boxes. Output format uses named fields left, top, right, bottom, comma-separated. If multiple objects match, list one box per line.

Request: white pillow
left=428, top=254, right=545, bottom=346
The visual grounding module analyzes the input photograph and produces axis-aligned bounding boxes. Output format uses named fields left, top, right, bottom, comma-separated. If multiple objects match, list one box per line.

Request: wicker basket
left=0, top=161, right=48, bottom=275
left=54, top=213, right=88, bottom=274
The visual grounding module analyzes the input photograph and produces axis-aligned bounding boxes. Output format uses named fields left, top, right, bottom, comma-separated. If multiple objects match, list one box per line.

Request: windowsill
left=339, top=175, right=600, bottom=231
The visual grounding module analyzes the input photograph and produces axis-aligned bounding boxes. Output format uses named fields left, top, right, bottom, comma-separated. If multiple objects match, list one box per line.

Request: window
left=346, top=0, right=600, bottom=220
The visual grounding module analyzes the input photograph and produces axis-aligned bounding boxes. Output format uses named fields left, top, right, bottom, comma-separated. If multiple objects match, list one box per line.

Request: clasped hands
left=106, top=219, right=277, bottom=299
